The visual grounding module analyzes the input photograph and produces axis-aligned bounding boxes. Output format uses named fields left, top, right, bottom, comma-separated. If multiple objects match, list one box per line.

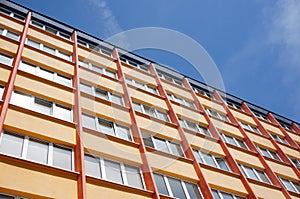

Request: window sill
left=247, top=178, right=281, bottom=190
left=263, top=156, right=291, bottom=167
left=226, top=143, right=257, bottom=156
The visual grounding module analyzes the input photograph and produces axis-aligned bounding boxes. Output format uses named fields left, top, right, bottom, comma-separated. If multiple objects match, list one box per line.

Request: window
left=212, top=189, right=246, bottom=199
left=79, top=82, right=123, bottom=105
left=0, top=85, right=4, bottom=99
left=0, top=131, right=73, bottom=171
left=78, top=59, right=117, bottom=78
left=120, top=56, right=148, bottom=72
left=0, top=192, right=30, bottom=199
left=26, top=38, right=71, bottom=61
left=257, top=146, right=281, bottom=161
left=239, top=164, right=270, bottom=184
left=0, top=27, right=20, bottom=41
left=270, top=133, right=288, bottom=144
left=167, top=93, right=195, bottom=109
left=289, top=157, right=300, bottom=168
left=84, top=154, right=144, bottom=189
left=153, top=173, right=202, bottom=199
left=193, top=149, right=230, bottom=171
left=239, top=121, right=260, bottom=134
left=31, top=20, right=70, bottom=40
left=193, top=87, right=212, bottom=98
left=179, top=118, right=211, bottom=136
left=133, top=101, right=170, bottom=122
left=82, top=113, right=132, bottom=141
left=125, top=77, right=157, bottom=94
left=280, top=122, right=294, bottom=131
left=0, top=53, right=13, bottom=66
left=220, top=133, right=248, bottom=149
left=158, top=72, right=182, bottom=86
left=142, top=132, right=184, bottom=157
left=77, top=39, right=112, bottom=57
left=279, top=177, right=300, bottom=193
left=206, top=109, right=229, bottom=122
left=252, top=110, right=269, bottom=121
left=0, top=7, right=25, bottom=21
left=10, top=91, right=72, bottom=121
left=225, top=100, right=242, bottom=111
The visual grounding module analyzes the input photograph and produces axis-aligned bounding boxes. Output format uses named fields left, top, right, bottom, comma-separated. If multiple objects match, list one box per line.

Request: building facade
left=0, top=1, right=300, bottom=198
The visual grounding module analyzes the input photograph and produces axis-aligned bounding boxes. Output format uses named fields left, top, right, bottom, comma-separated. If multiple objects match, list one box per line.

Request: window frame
left=0, top=52, right=13, bottom=66
left=239, top=121, right=261, bottom=134
left=133, top=101, right=170, bottom=122
left=0, top=27, right=20, bottom=41
left=193, top=87, right=212, bottom=98
left=257, top=146, right=281, bottom=161
left=270, top=133, right=288, bottom=144
left=167, top=93, right=195, bottom=109
left=77, top=39, right=112, bottom=57
left=0, top=7, right=26, bottom=21
left=212, top=189, right=246, bottom=199
left=239, top=164, right=271, bottom=184
left=119, top=57, right=148, bottom=72
left=279, top=177, right=300, bottom=193
left=78, top=59, right=117, bottom=78
left=220, top=132, right=248, bottom=150
left=179, top=118, right=211, bottom=136
left=31, top=20, right=71, bottom=40
left=125, top=77, right=158, bottom=95
left=157, top=72, right=182, bottom=86
left=206, top=108, right=229, bottom=122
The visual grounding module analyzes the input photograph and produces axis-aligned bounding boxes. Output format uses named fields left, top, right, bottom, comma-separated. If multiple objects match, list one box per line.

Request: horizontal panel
left=287, top=132, right=300, bottom=145
left=161, top=81, right=193, bottom=101
left=250, top=182, right=285, bottom=199
left=15, top=74, right=74, bottom=105
left=27, top=28, right=73, bottom=52
left=231, top=109, right=256, bottom=126
left=278, top=143, right=300, bottom=159
left=87, top=182, right=151, bottom=199
left=246, top=132, right=276, bottom=150
left=128, top=87, right=167, bottom=110
left=0, top=15, right=23, bottom=32
left=78, top=47, right=117, bottom=71
left=81, top=96, right=131, bottom=125
left=186, top=132, right=224, bottom=156
left=202, top=167, right=247, bottom=195
left=0, top=65, right=10, bottom=82
left=260, top=121, right=284, bottom=136
left=197, top=96, right=226, bottom=114
left=123, top=65, right=156, bottom=85
left=79, top=68, right=123, bottom=94
left=0, top=159, right=77, bottom=199
left=228, top=147, right=263, bottom=169
left=147, top=151, right=198, bottom=182
left=136, top=115, right=181, bottom=142
left=266, top=160, right=298, bottom=181
left=172, top=103, right=207, bottom=125
left=0, top=38, right=18, bottom=54
left=22, top=47, right=74, bottom=76
left=211, top=118, right=243, bottom=138
left=83, top=131, right=142, bottom=165
left=4, top=108, right=76, bottom=145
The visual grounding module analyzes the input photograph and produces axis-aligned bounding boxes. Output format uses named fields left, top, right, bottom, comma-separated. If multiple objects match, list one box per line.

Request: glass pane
left=0, top=28, right=3, bottom=35
left=179, top=119, right=187, bottom=128
left=168, top=177, right=187, bottom=199
left=147, top=86, right=157, bottom=94
left=199, top=126, right=210, bottom=136
left=293, top=182, right=300, bottom=193
left=45, top=26, right=57, bottom=34
left=133, top=102, right=142, bottom=112
left=125, top=165, right=143, bottom=189
left=116, top=125, right=131, bottom=141
left=212, top=190, right=221, bottom=199
left=153, top=173, right=169, bottom=196
left=44, top=45, right=55, bottom=55
left=27, top=39, right=40, bottom=49
left=154, top=137, right=169, bottom=153
left=157, top=111, right=169, bottom=122
left=104, top=159, right=123, bottom=184
left=221, top=192, right=234, bottom=199
left=193, top=150, right=203, bottom=163
left=143, top=106, right=156, bottom=117
left=79, top=60, right=89, bottom=68
left=135, top=81, right=145, bottom=89
left=33, top=98, right=52, bottom=115
left=27, top=139, right=48, bottom=164
left=55, top=104, right=71, bottom=121
left=269, top=151, right=281, bottom=161
left=6, top=31, right=19, bottom=41
left=84, top=155, right=101, bottom=178
left=82, top=114, right=96, bottom=130
left=0, top=132, right=23, bottom=157
left=95, top=88, right=108, bottom=100
left=39, top=67, right=54, bottom=81
left=0, top=193, right=14, bottom=199
left=244, top=166, right=258, bottom=180
left=53, top=145, right=72, bottom=170
left=281, top=178, right=295, bottom=192
left=0, top=53, right=12, bottom=66
left=0, top=85, right=4, bottom=99
left=185, top=183, right=202, bottom=199
left=260, top=148, right=271, bottom=158
left=202, top=153, right=217, bottom=167
left=142, top=133, right=154, bottom=148
left=98, top=119, right=114, bottom=136
left=19, top=62, right=36, bottom=74
left=58, top=51, right=70, bottom=61
left=80, top=83, right=93, bottom=94
left=186, top=120, right=198, bottom=131
left=111, top=94, right=123, bottom=105
left=105, top=69, right=116, bottom=78
left=31, top=20, right=44, bottom=28
left=91, top=64, right=103, bottom=73
left=10, top=91, right=31, bottom=108
left=56, top=74, right=71, bottom=86
left=169, top=142, right=184, bottom=157
left=236, top=139, right=247, bottom=149
left=215, top=157, right=230, bottom=171
left=256, top=169, right=270, bottom=183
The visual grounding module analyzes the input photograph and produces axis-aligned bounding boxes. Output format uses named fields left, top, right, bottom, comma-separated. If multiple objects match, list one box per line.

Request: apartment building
left=0, top=1, right=300, bottom=198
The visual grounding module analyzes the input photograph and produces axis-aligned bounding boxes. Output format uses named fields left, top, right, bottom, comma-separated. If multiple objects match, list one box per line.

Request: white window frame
left=289, top=157, right=300, bottom=168
left=84, top=153, right=145, bottom=189
left=31, top=20, right=71, bottom=40
left=239, top=164, right=271, bottom=184
left=179, top=118, right=211, bottom=136
left=0, top=27, right=20, bottom=41
left=0, top=52, right=13, bottom=66
left=253, top=111, right=269, bottom=121
left=167, top=93, right=195, bottom=109
left=78, top=59, right=117, bottom=78
left=19, top=61, right=72, bottom=87
left=119, top=57, right=148, bottom=72
left=193, top=149, right=230, bottom=171
left=0, top=192, right=30, bottom=199
left=0, top=131, right=74, bottom=171
left=226, top=101, right=242, bottom=111
left=212, top=189, right=246, bottom=199
left=239, top=121, right=260, bottom=134
left=10, top=90, right=73, bottom=121
left=77, top=39, right=112, bottom=57
left=193, top=87, right=212, bottom=98
left=125, top=77, right=157, bottom=95
left=257, top=146, right=281, bottom=161
left=25, top=38, right=71, bottom=61
left=133, top=101, right=170, bottom=122
left=206, top=108, right=229, bottom=122
left=0, top=85, right=4, bottom=99
left=220, top=132, right=248, bottom=150
left=270, top=133, right=288, bottom=144
left=0, top=7, right=25, bottom=21
left=280, top=122, right=294, bottom=132
left=157, top=72, right=182, bottom=86
left=279, top=177, right=300, bottom=193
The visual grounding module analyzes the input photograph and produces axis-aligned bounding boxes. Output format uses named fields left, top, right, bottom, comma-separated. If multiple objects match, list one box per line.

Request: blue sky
left=14, top=0, right=300, bottom=122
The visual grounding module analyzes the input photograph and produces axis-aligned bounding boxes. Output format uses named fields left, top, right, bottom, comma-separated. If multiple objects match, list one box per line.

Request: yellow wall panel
left=278, top=143, right=300, bottom=159
left=250, top=182, right=285, bottom=199
left=162, top=81, right=193, bottom=101
left=147, top=151, right=198, bottom=182
left=0, top=15, right=23, bottom=32
left=15, top=74, right=74, bottom=105
left=246, top=132, right=276, bottom=150
left=4, top=108, right=76, bottom=145
left=211, top=118, right=243, bottom=138
left=0, top=66, right=10, bottom=83
left=83, top=131, right=142, bottom=165
left=0, top=38, right=18, bottom=54
left=128, top=87, right=167, bottom=110
left=27, top=28, right=72, bottom=52
left=0, top=160, right=77, bottom=199
left=229, top=147, right=263, bottom=169
left=287, top=132, right=300, bottom=145
left=123, top=66, right=156, bottom=85
left=81, top=96, right=131, bottom=125
left=172, top=103, right=207, bottom=125
left=231, top=109, right=256, bottom=126
left=78, top=47, right=117, bottom=71
left=136, top=115, right=181, bottom=141
left=266, top=160, right=298, bottom=181
left=197, top=96, right=226, bottom=114
left=260, top=121, right=284, bottom=136
left=202, top=167, right=247, bottom=195
left=87, top=182, right=151, bottom=199
left=22, top=47, right=74, bottom=75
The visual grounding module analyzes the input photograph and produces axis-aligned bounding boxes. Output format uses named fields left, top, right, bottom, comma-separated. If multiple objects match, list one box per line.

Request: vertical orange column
left=112, top=49, right=160, bottom=199
left=182, top=79, right=257, bottom=199
left=240, top=102, right=292, bottom=199
left=292, top=123, right=300, bottom=134
left=71, top=31, right=86, bottom=199
left=0, top=12, right=31, bottom=134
